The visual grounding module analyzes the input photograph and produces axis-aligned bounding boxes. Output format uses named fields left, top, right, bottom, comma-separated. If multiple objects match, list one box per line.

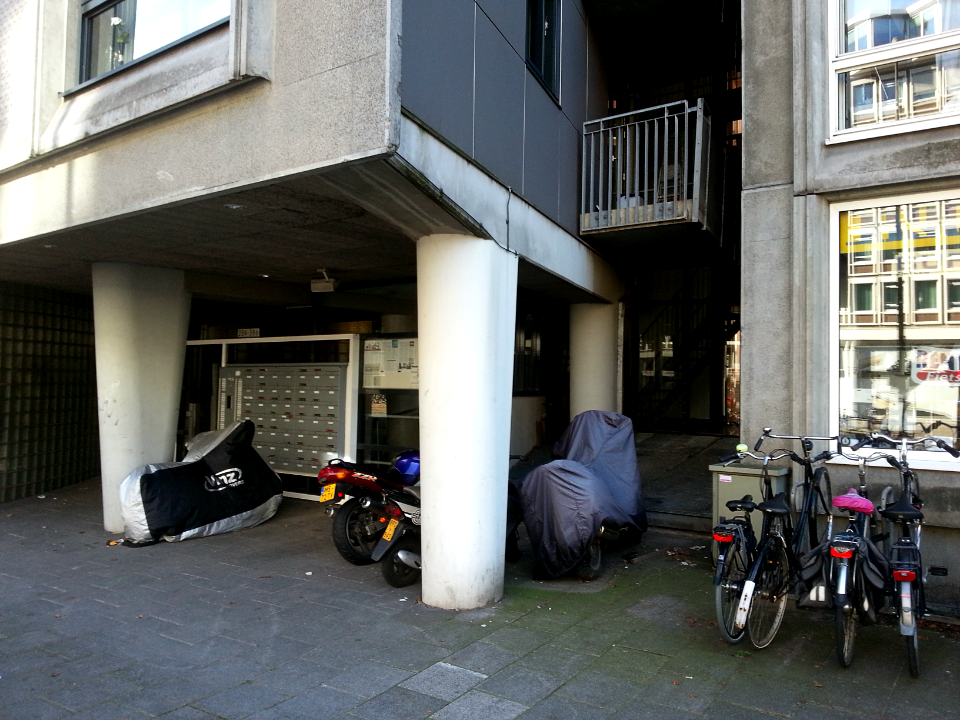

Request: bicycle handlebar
left=753, top=428, right=838, bottom=455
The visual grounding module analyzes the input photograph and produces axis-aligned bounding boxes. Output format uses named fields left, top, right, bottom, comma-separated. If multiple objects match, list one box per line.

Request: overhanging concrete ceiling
left=0, top=156, right=606, bottom=305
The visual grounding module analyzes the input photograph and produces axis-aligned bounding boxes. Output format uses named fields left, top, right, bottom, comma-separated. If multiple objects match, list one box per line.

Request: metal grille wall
left=0, top=282, right=99, bottom=502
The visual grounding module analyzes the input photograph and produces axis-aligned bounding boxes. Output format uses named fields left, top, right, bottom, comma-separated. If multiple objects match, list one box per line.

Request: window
left=831, top=0, right=960, bottom=138
left=526, top=0, right=560, bottom=99
left=835, top=191, right=960, bottom=451
left=80, top=0, right=230, bottom=82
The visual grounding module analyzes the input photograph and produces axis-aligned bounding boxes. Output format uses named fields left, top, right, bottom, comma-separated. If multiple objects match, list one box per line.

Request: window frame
left=830, top=188, right=960, bottom=470
left=827, top=0, right=960, bottom=143
left=526, top=0, right=562, bottom=103
left=77, top=0, right=231, bottom=86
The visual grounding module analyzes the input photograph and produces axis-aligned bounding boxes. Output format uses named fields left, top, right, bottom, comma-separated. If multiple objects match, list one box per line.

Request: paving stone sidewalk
left=2, top=482, right=959, bottom=720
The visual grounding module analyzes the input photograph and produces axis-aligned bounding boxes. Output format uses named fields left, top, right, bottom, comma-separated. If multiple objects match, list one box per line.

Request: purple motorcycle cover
left=520, top=411, right=647, bottom=578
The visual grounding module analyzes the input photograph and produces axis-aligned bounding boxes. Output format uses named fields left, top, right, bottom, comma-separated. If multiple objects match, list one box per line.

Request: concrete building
left=1, top=0, right=958, bottom=611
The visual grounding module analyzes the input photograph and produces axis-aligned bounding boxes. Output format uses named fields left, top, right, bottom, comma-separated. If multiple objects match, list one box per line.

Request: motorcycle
left=318, top=451, right=524, bottom=587
left=317, top=451, right=421, bottom=566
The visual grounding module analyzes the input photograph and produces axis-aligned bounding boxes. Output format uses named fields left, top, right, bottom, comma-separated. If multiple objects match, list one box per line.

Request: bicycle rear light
left=830, top=546, right=855, bottom=558
left=713, top=531, right=734, bottom=543
left=893, top=570, right=916, bottom=582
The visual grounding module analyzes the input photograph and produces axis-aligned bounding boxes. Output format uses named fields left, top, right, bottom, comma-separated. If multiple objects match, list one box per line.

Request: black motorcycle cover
left=521, top=411, right=647, bottom=578
left=119, top=420, right=282, bottom=542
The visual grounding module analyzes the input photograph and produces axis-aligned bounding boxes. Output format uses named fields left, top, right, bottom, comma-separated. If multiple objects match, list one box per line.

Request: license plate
left=319, top=484, right=335, bottom=502
left=382, top=518, right=399, bottom=541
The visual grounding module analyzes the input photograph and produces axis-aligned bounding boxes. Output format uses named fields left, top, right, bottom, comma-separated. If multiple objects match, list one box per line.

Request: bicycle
left=848, top=432, right=959, bottom=677
left=713, top=430, right=837, bottom=648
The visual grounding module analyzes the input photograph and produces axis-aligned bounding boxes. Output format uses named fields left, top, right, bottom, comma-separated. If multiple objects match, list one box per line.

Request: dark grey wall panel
left=560, top=0, right=588, bottom=133
left=476, top=0, right=525, bottom=56
left=402, top=0, right=476, bottom=153
left=558, top=118, right=581, bottom=234
left=474, top=11, right=525, bottom=191
left=586, top=32, right=607, bottom=121
left=523, top=71, right=561, bottom=222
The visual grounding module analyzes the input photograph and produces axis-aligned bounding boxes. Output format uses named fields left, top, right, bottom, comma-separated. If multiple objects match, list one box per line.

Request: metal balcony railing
left=581, top=99, right=713, bottom=234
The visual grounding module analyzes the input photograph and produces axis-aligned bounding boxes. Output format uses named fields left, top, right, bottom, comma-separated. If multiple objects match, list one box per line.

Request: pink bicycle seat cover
left=832, top=489, right=874, bottom=514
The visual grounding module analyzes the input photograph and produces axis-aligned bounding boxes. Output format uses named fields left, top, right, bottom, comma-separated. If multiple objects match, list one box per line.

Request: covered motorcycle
left=119, top=420, right=283, bottom=544
left=520, top=410, right=646, bottom=579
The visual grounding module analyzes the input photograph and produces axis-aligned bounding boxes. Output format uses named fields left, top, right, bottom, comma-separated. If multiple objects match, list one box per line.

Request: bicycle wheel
left=835, top=604, right=856, bottom=668
left=715, top=536, right=747, bottom=644
left=747, top=536, right=789, bottom=649
left=814, top=467, right=833, bottom=546
left=904, top=581, right=920, bottom=678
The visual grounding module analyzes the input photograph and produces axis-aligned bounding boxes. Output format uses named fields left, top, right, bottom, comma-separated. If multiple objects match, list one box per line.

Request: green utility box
left=709, top=462, right=790, bottom=544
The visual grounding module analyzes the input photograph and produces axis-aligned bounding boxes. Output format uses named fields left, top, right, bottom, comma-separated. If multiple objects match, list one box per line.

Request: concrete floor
left=2, top=482, right=959, bottom=720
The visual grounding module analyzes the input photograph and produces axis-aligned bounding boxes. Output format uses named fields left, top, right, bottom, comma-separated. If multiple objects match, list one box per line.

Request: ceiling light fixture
left=311, top=268, right=339, bottom=293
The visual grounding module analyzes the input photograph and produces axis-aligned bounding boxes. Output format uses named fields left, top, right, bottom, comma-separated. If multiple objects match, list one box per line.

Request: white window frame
left=830, top=188, right=960, bottom=471
left=827, top=0, right=960, bottom=143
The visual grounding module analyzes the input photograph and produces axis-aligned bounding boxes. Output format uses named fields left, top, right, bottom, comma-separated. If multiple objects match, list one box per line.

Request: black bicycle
left=713, top=430, right=836, bottom=648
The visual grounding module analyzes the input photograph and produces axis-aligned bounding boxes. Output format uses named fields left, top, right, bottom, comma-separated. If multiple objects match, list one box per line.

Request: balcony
left=580, top=99, right=719, bottom=237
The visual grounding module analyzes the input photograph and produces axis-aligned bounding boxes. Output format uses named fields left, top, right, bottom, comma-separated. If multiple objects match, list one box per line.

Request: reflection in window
left=839, top=49, right=960, bottom=129
left=842, top=0, right=960, bottom=55
left=839, top=196, right=960, bottom=447
left=81, top=0, right=230, bottom=82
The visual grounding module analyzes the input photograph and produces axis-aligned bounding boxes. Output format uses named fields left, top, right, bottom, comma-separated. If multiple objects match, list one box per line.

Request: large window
left=831, top=0, right=960, bottom=138
left=526, top=0, right=560, bottom=99
left=836, top=192, right=960, bottom=453
left=80, top=0, right=230, bottom=82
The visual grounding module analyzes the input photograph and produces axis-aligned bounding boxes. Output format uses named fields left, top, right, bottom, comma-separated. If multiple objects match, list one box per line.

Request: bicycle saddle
left=879, top=493, right=923, bottom=522
left=832, top=489, right=875, bottom=515
left=758, top=492, right=791, bottom=516
left=726, top=495, right=756, bottom=513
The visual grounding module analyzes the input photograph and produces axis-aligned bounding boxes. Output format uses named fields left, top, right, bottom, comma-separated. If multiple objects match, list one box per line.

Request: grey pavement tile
left=881, top=701, right=959, bottom=720
left=377, top=639, right=453, bottom=672
left=252, top=662, right=332, bottom=695
left=108, top=659, right=186, bottom=687
left=635, top=673, right=723, bottom=714
left=235, top=634, right=316, bottom=668
left=554, top=669, right=644, bottom=710
left=303, top=639, right=386, bottom=671
left=36, top=674, right=143, bottom=713
left=400, top=661, right=488, bottom=701
left=716, top=672, right=809, bottom=716
left=479, top=665, right=563, bottom=705
left=432, top=689, right=528, bottom=720
left=700, top=700, right=786, bottom=720
left=192, top=657, right=271, bottom=689
left=416, top=620, right=495, bottom=651
left=0, top=648, right=66, bottom=675
left=352, top=686, right=448, bottom=720
left=323, top=659, right=413, bottom=698
left=516, top=644, right=595, bottom=680
left=0, top=629, right=65, bottom=655
left=481, top=626, right=555, bottom=653
left=445, top=640, right=522, bottom=675
left=154, top=707, right=225, bottom=719
left=658, top=647, right=744, bottom=683
left=588, top=644, right=668, bottom=682
left=65, top=700, right=153, bottom=720
left=791, top=702, right=872, bottom=720
left=0, top=698, right=72, bottom=720
left=552, top=627, right=626, bottom=658
left=192, top=682, right=291, bottom=719
left=121, top=676, right=225, bottom=716
left=267, top=684, right=364, bottom=720
left=607, top=702, right=700, bottom=720
left=518, top=694, right=613, bottom=720
left=797, top=675, right=892, bottom=717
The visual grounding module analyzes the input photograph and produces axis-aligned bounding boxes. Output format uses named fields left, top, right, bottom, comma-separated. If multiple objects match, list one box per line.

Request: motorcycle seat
left=726, top=496, right=756, bottom=513
left=758, top=492, right=791, bottom=516
left=880, top=493, right=923, bottom=523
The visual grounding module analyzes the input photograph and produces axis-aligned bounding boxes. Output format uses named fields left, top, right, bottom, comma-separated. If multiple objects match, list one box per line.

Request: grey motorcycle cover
left=119, top=420, right=282, bottom=543
left=521, top=411, right=647, bottom=578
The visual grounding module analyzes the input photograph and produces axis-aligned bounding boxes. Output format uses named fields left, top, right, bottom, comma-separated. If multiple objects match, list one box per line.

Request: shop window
left=836, top=191, right=960, bottom=450
left=831, top=0, right=960, bottom=138
left=80, top=0, right=229, bottom=82
left=526, top=0, right=560, bottom=99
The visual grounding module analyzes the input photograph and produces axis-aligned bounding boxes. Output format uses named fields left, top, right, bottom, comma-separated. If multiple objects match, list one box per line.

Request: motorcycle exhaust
left=397, top=550, right=422, bottom=570
left=598, top=525, right=620, bottom=541
left=324, top=506, right=336, bottom=517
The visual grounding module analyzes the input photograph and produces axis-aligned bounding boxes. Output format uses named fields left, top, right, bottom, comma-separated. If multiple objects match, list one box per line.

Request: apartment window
left=527, top=0, right=560, bottom=99
left=831, top=0, right=960, bottom=138
left=80, top=0, right=230, bottom=82
left=836, top=191, right=960, bottom=449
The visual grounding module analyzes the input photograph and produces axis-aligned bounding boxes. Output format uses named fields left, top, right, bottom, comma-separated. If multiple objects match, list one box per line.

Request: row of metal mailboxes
left=253, top=419, right=340, bottom=434
left=236, top=368, right=342, bottom=388
left=241, top=387, right=341, bottom=400
left=245, top=410, right=339, bottom=424
left=241, top=400, right=339, bottom=414
left=255, top=444, right=339, bottom=459
left=253, top=428, right=340, bottom=444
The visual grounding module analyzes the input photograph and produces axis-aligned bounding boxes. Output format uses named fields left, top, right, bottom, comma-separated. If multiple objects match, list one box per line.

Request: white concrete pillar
left=92, top=263, right=191, bottom=531
left=417, top=234, right=518, bottom=610
left=569, top=302, right=618, bottom=417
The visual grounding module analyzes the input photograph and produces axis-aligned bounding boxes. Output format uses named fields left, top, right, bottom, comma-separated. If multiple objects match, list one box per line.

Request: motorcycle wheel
left=332, top=498, right=381, bottom=566
left=381, top=536, right=422, bottom=588
left=575, top=539, right=602, bottom=581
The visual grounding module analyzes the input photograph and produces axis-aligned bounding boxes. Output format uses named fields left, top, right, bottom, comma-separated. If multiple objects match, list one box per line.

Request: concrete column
left=417, top=234, right=518, bottom=610
left=569, top=302, right=618, bottom=417
left=92, top=263, right=191, bottom=532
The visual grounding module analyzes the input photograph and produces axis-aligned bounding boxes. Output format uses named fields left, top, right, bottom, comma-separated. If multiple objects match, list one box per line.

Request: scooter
left=317, top=451, right=421, bottom=566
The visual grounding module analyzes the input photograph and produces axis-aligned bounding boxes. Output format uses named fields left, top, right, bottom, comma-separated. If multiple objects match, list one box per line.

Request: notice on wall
left=364, top=338, right=419, bottom=389
left=912, top=346, right=960, bottom=385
